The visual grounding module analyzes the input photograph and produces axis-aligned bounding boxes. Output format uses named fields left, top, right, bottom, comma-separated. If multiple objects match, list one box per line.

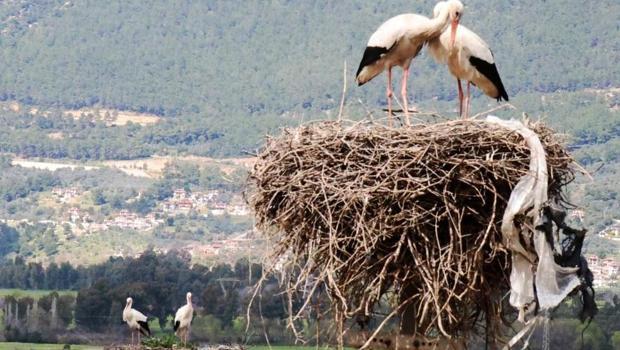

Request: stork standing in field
left=428, top=1, right=508, bottom=118
left=356, top=0, right=464, bottom=126
left=122, top=297, right=151, bottom=345
left=174, top=292, right=194, bottom=346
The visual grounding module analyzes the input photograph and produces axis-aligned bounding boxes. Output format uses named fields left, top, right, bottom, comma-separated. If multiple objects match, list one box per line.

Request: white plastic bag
left=485, top=116, right=581, bottom=348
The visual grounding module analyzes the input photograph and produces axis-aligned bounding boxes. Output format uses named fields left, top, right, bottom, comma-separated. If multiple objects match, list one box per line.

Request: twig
left=337, top=60, right=347, bottom=121
left=470, top=103, right=516, bottom=119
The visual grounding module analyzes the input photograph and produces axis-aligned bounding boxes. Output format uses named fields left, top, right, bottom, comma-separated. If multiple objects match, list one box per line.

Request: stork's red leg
left=401, top=66, right=411, bottom=126
left=457, top=79, right=464, bottom=118
left=464, top=81, right=471, bottom=119
left=387, top=67, right=393, bottom=126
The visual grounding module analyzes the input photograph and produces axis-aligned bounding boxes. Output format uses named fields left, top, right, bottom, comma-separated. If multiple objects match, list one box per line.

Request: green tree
left=611, top=331, right=620, bottom=350
left=0, top=223, right=19, bottom=257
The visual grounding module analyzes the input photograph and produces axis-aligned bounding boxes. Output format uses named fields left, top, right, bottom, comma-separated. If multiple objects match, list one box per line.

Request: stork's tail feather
left=356, top=46, right=388, bottom=86
left=138, top=320, right=151, bottom=336
left=173, top=320, right=181, bottom=332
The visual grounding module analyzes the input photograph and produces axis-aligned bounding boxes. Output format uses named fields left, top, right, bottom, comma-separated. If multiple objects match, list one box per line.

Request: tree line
left=0, top=250, right=292, bottom=344
left=0, top=110, right=230, bottom=159
left=1, top=250, right=620, bottom=348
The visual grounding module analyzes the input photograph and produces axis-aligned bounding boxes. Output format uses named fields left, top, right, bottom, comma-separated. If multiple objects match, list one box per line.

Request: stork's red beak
left=450, top=18, right=459, bottom=49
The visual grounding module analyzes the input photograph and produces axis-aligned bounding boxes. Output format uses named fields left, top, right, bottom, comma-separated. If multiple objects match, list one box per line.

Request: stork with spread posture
left=122, top=297, right=151, bottom=345
left=174, top=292, right=194, bottom=346
left=356, top=0, right=464, bottom=125
left=428, top=1, right=508, bottom=118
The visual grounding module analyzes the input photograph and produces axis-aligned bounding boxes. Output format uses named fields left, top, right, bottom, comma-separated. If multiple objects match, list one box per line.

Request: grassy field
left=0, top=344, right=322, bottom=350
left=0, top=289, right=77, bottom=299
left=11, top=154, right=253, bottom=180
left=249, top=347, right=346, bottom=350
left=64, top=108, right=161, bottom=127
left=0, top=343, right=101, bottom=350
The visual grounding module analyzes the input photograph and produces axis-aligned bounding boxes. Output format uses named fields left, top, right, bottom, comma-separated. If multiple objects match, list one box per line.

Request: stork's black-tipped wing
left=173, top=320, right=181, bottom=332
left=356, top=46, right=388, bottom=83
left=469, top=56, right=509, bottom=101
left=138, top=320, right=151, bottom=336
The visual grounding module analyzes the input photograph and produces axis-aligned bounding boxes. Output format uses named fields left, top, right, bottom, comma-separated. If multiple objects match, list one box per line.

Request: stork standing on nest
left=355, top=0, right=464, bottom=126
left=174, top=292, right=194, bottom=346
left=428, top=1, right=508, bottom=118
left=122, top=297, right=151, bottom=345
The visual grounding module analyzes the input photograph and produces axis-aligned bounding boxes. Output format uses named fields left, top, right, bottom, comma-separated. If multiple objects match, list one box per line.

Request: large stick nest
left=247, top=118, right=575, bottom=341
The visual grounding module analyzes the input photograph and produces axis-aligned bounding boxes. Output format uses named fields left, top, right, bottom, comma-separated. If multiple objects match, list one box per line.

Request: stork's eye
left=455, top=11, right=460, bottom=17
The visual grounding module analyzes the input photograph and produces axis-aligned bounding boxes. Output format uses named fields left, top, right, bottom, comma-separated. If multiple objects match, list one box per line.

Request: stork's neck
left=427, top=9, right=451, bottom=38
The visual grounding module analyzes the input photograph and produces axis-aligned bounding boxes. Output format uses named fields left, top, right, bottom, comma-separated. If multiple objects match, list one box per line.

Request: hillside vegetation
left=0, top=1, right=617, bottom=264
left=0, top=1, right=618, bottom=143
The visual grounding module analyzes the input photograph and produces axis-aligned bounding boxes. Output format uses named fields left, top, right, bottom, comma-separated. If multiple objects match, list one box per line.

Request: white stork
left=356, top=0, right=464, bottom=125
left=173, top=292, right=194, bottom=345
left=428, top=1, right=508, bottom=118
left=122, top=297, right=151, bottom=345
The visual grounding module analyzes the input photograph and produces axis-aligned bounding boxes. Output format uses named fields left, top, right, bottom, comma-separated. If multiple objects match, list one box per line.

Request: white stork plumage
left=122, top=297, right=151, bottom=345
left=173, top=292, right=194, bottom=345
left=428, top=1, right=508, bottom=118
left=356, top=0, right=464, bottom=125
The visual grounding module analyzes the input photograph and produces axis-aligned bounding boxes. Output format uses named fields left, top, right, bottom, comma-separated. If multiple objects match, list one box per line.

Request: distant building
left=228, top=204, right=250, bottom=216
left=599, top=220, right=620, bottom=241
left=173, top=188, right=187, bottom=200
left=204, top=190, right=220, bottom=203
left=106, top=210, right=160, bottom=231
left=52, top=187, right=80, bottom=202
left=209, top=203, right=227, bottom=216
left=177, top=199, right=194, bottom=213
left=162, top=201, right=177, bottom=212
left=586, top=255, right=620, bottom=287
left=192, top=190, right=219, bottom=204
left=68, top=207, right=81, bottom=223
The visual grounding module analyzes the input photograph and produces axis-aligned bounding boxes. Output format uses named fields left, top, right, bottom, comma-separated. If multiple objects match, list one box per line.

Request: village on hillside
left=586, top=254, right=620, bottom=288
left=572, top=213, right=620, bottom=288
left=569, top=211, right=620, bottom=288
left=3, top=189, right=619, bottom=274
left=1, top=185, right=258, bottom=262
left=49, top=186, right=251, bottom=232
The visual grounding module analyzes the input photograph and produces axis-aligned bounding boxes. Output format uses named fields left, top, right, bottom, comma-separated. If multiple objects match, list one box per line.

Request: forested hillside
left=0, top=1, right=618, bottom=263
left=0, top=3, right=619, bottom=345
left=0, top=0, right=618, bottom=119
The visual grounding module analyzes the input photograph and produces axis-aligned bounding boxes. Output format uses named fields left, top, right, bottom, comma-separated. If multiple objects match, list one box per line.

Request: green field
left=0, top=344, right=327, bottom=350
left=0, top=344, right=101, bottom=350
left=250, top=347, right=313, bottom=350
left=250, top=346, right=347, bottom=350
left=0, top=289, right=77, bottom=299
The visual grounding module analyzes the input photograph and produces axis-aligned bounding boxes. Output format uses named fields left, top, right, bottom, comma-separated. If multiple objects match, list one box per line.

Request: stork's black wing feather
left=355, top=46, right=389, bottom=82
left=469, top=55, right=509, bottom=101
left=138, top=320, right=151, bottom=336
left=173, top=320, right=181, bottom=332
